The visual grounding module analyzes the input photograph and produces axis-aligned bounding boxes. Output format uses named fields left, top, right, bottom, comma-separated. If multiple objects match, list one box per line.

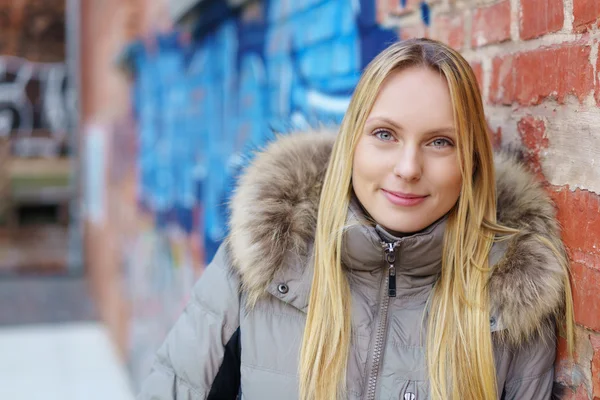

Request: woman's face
left=352, top=66, right=462, bottom=234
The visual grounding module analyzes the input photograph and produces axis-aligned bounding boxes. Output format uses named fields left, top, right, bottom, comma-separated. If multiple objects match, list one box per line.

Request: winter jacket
left=138, top=131, right=567, bottom=400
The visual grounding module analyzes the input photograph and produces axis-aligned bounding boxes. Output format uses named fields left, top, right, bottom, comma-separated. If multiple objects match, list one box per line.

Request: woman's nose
left=392, top=147, right=422, bottom=181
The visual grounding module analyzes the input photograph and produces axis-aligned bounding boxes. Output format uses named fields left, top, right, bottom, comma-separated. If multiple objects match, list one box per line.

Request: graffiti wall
left=131, top=0, right=396, bottom=260
left=0, top=56, right=69, bottom=157
left=125, top=0, right=397, bottom=387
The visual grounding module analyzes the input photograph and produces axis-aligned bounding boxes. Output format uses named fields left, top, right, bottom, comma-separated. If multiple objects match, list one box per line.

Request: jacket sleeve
left=501, top=321, right=557, bottom=400
left=138, top=244, right=242, bottom=400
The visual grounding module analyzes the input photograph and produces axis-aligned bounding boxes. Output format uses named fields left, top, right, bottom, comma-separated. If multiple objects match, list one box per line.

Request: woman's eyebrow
left=365, top=116, right=403, bottom=130
left=366, top=117, right=456, bottom=137
left=424, top=127, right=456, bottom=136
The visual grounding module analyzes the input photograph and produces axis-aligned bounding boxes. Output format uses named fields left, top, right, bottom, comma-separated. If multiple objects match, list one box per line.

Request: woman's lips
left=381, top=189, right=428, bottom=206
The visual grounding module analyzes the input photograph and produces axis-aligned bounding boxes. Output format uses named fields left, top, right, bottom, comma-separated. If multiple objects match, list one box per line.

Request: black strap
left=207, top=327, right=242, bottom=400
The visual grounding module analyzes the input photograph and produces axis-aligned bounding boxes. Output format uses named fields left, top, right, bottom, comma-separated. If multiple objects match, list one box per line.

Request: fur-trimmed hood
left=228, top=131, right=567, bottom=345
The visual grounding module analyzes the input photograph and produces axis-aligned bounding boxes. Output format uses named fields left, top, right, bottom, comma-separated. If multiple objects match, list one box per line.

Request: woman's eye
left=373, top=130, right=394, bottom=141
left=430, top=138, right=453, bottom=148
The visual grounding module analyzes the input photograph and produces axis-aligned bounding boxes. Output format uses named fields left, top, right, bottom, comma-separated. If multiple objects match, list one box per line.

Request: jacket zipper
left=366, top=241, right=399, bottom=400
left=386, top=242, right=397, bottom=297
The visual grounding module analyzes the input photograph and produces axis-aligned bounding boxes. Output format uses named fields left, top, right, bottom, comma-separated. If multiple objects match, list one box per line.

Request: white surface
left=485, top=102, right=600, bottom=195
left=0, top=322, right=135, bottom=400
left=84, top=124, right=106, bottom=225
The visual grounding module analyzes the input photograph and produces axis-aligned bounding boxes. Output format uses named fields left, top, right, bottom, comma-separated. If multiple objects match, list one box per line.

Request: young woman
left=138, top=38, right=574, bottom=400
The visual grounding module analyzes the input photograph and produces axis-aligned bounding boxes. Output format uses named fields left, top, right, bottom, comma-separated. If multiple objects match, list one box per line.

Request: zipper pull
left=385, top=242, right=396, bottom=297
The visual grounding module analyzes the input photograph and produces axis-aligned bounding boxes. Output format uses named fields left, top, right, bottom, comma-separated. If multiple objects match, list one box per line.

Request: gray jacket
left=138, top=132, right=567, bottom=400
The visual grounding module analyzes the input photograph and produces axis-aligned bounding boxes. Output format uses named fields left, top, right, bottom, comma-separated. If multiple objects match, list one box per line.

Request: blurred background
left=0, top=0, right=598, bottom=398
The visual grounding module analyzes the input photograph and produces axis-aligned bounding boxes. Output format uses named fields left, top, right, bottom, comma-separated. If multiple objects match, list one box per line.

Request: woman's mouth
left=381, top=189, right=428, bottom=206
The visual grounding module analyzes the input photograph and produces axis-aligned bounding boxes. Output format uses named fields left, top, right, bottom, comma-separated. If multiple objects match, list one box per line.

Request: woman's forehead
left=366, top=69, right=455, bottom=134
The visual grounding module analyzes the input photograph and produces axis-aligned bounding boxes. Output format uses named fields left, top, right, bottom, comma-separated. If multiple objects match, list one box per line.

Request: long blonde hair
left=299, top=38, right=574, bottom=400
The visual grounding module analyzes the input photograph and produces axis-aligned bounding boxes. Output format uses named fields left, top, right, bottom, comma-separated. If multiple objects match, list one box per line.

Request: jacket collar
left=342, top=195, right=447, bottom=289
left=228, top=131, right=567, bottom=345
left=257, top=194, right=448, bottom=314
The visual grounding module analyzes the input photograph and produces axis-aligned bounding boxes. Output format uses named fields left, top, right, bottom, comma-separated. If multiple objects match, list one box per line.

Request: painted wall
left=128, top=0, right=397, bottom=264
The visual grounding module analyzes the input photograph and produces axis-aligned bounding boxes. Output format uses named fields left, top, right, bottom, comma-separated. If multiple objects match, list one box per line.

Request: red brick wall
left=80, top=0, right=174, bottom=359
left=379, top=0, right=600, bottom=397
left=80, top=0, right=162, bottom=357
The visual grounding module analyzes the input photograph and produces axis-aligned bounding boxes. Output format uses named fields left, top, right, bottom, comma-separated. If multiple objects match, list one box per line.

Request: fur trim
left=228, top=131, right=567, bottom=344
left=489, top=151, right=566, bottom=344
left=228, top=131, right=335, bottom=307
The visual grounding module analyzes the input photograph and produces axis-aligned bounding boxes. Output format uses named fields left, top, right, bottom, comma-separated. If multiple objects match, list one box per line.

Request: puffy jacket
left=138, top=132, right=567, bottom=400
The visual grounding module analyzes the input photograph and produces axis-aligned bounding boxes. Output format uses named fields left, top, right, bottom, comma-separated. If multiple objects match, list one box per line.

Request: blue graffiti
left=129, top=0, right=397, bottom=263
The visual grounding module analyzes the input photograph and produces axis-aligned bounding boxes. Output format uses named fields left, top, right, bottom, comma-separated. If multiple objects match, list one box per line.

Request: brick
left=489, top=43, right=594, bottom=105
left=551, top=187, right=600, bottom=261
left=517, top=116, right=548, bottom=179
left=571, top=262, right=600, bottom=331
left=433, top=13, right=465, bottom=50
left=518, top=116, right=549, bottom=150
left=515, top=44, right=594, bottom=105
left=520, top=0, right=564, bottom=40
left=592, top=333, right=600, bottom=398
left=573, top=0, right=600, bottom=33
left=471, top=62, right=484, bottom=92
left=472, top=0, right=511, bottom=47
